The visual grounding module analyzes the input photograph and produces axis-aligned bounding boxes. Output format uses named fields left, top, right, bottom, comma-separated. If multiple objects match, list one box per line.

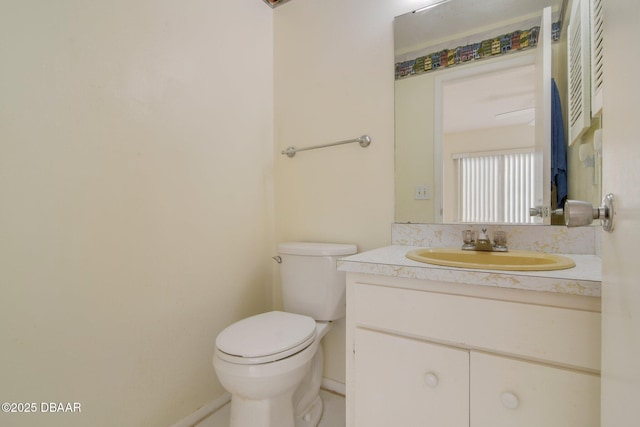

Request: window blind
left=455, top=150, right=535, bottom=223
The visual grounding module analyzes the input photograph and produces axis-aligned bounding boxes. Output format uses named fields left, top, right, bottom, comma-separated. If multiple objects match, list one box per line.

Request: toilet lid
left=216, top=311, right=317, bottom=360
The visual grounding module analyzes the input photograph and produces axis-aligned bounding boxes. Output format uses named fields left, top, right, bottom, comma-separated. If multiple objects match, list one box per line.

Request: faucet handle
left=462, top=230, right=477, bottom=244
left=493, top=231, right=507, bottom=248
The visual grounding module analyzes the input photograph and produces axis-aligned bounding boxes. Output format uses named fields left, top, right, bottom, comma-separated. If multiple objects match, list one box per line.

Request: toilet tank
left=278, top=242, right=357, bottom=321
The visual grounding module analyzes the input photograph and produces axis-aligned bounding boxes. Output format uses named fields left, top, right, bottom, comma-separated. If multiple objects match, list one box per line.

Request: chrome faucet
left=461, top=228, right=508, bottom=252
left=474, top=228, right=494, bottom=251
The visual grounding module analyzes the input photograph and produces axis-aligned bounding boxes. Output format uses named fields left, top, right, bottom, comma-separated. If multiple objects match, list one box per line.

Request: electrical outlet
left=414, top=186, right=431, bottom=200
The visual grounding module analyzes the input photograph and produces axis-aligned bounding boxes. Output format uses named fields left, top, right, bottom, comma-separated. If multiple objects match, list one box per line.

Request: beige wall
left=273, top=0, right=420, bottom=384
left=395, top=73, right=437, bottom=224
left=567, top=125, right=603, bottom=205
left=0, top=1, right=273, bottom=426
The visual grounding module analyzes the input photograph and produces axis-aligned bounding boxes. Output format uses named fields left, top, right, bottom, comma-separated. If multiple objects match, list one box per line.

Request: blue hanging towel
left=551, top=78, right=567, bottom=208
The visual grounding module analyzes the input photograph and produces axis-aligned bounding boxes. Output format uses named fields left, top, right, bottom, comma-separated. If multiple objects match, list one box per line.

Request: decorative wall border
left=395, top=22, right=560, bottom=80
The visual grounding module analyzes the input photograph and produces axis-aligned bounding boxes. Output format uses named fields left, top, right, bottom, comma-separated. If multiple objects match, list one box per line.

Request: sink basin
left=406, top=248, right=576, bottom=271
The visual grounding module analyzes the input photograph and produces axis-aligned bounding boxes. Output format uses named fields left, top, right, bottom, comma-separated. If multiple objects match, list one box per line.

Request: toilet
left=212, top=242, right=357, bottom=427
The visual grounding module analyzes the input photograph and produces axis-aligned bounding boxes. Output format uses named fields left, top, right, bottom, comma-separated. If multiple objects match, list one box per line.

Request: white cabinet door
left=354, top=328, right=469, bottom=427
left=470, top=352, right=600, bottom=427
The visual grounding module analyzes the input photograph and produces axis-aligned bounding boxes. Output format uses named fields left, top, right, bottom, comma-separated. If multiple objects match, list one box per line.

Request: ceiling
left=443, top=63, right=536, bottom=133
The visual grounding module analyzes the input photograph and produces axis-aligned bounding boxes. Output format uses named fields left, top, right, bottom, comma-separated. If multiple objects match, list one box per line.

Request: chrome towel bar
left=281, top=135, right=371, bottom=158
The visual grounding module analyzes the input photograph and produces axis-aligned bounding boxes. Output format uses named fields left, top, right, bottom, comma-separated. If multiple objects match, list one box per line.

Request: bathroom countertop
left=337, top=245, right=602, bottom=297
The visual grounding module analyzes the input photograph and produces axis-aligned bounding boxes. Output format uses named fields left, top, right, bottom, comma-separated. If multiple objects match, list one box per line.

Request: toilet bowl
left=213, top=311, right=331, bottom=427
left=212, top=242, right=356, bottom=427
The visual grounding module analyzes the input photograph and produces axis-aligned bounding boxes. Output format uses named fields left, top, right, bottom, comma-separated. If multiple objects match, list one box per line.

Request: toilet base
left=229, top=392, right=296, bottom=427
left=293, top=341, right=324, bottom=426
left=295, top=395, right=323, bottom=427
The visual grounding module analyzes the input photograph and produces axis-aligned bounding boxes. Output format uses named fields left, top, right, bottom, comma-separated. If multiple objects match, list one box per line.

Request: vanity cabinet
left=471, top=351, right=600, bottom=427
left=354, top=328, right=469, bottom=426
left=346, top=273, right=601, bottom=427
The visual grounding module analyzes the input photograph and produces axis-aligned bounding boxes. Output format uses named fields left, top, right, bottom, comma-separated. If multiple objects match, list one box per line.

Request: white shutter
left=591, top=0, right=604, bottom=116
left=567, top=0, right=592, bottom=145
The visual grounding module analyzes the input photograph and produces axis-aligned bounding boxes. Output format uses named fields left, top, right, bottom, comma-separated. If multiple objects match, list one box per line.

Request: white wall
left=0, top=1, right=273, bottom=426
left=395, top=72, right=437, bottom=223
left=274, top=0, right=422, bottom=385
left=567, top=126, right=603, bottom=206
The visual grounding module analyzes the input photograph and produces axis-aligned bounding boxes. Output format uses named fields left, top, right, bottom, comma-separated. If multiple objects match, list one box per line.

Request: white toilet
left=212, top=242, right=357, bottom=427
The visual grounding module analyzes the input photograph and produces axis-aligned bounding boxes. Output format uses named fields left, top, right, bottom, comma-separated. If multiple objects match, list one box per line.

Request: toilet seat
left=216, top=311, right=317, bottom=365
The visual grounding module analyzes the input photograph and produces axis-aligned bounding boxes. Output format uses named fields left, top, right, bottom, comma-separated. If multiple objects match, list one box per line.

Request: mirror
left=394, top=0, right=602, bottom=224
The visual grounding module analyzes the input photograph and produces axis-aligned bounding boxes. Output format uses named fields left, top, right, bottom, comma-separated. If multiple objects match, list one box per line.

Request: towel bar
left=281, top=135, right=371, bottom=158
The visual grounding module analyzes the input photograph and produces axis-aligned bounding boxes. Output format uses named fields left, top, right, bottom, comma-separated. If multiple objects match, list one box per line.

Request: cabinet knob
left=424, top=372, right=439, bottom=388
left=500, top=392, right=519, bottom=409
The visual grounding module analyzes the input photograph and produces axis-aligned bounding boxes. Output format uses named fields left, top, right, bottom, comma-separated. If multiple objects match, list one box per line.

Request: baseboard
left=168, top=392, right=231, bottom=427
left=320, top=377, right=346, bottom=396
